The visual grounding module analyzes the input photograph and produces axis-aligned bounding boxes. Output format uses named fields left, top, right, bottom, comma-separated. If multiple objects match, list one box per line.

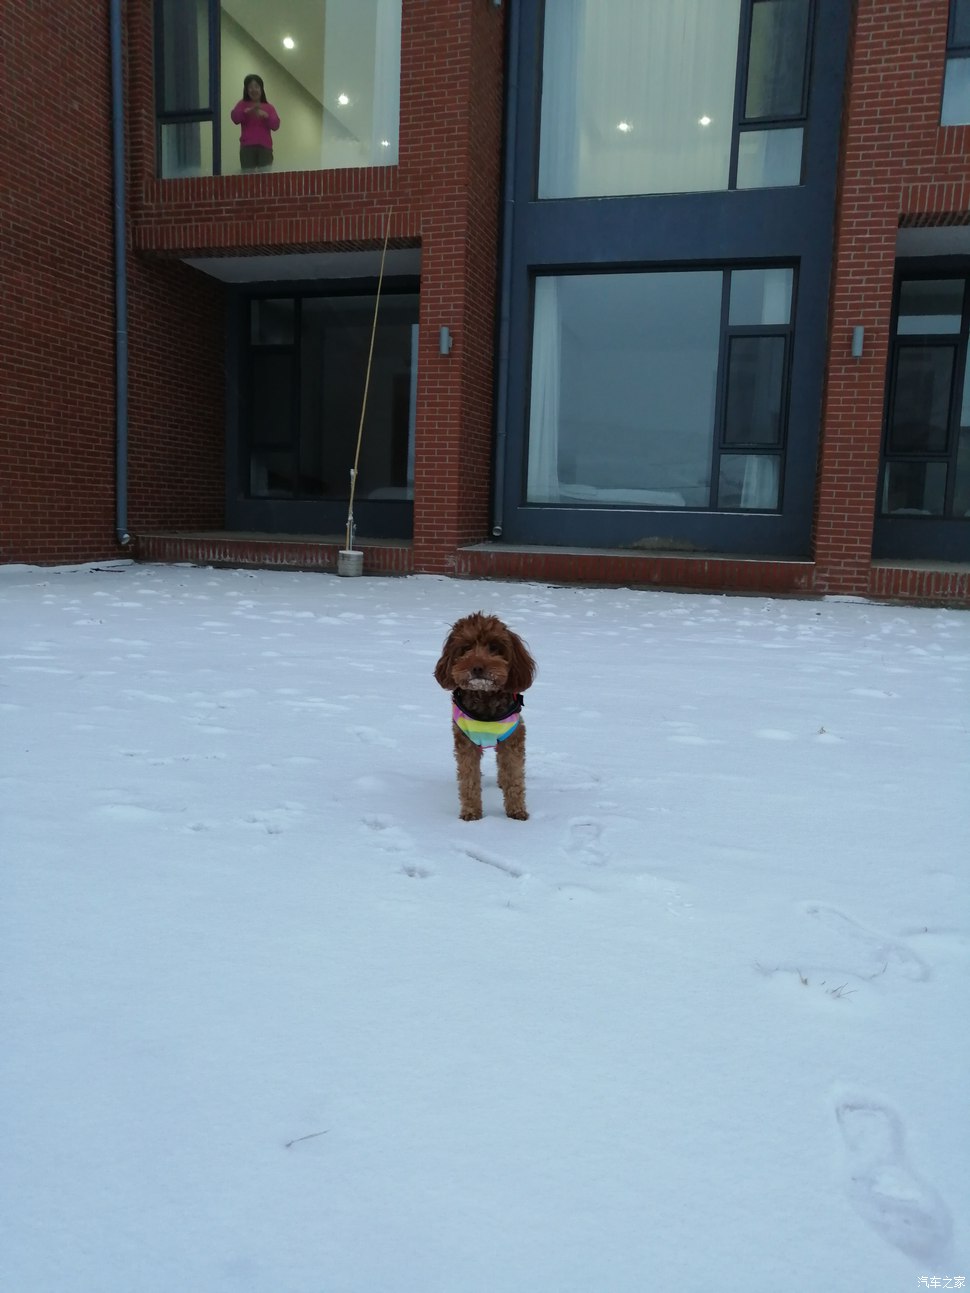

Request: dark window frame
left=874, top=266, right=970, bottom=559
left=730, top=0, right=816, bottom=189
left=520, top=264, right=795, bottom=517
left=227, top=277, right=420, bottom=539
left=948, top=0, right=970, bottom=53
left=532, top=0, right=816, bottom=202
left=495, top=0, right=850, bottom=558
left=715, top=265, right=796, bottom=508
left=153, top=0, right=222, bottom=177
left=941, top=0, right=970, bottom=127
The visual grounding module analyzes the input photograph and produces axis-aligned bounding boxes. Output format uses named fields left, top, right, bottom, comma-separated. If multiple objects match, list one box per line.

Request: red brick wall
left=816, top=0, right=970, bottom=593
left=127, top=256, right=225, bottom=533
left=409, top=1, right=507, bottom=571
left=2, top=0, right=118, bottom=564
left=8, top=0, right=967, bottom=599
left=124, top=0, right=506, bottom=576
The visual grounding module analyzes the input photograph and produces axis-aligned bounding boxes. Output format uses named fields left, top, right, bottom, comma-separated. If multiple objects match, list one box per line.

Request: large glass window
left=942, top=0, right=970, bottom=124
left=537, top=0, right=811, bottom=199
left=246, top=291, right=418, bottom=503
left=155, top=0, right=402, bottom=177
left=526, top=267, right=793, bottom=512
left=881, top=275, right=970, bottom=520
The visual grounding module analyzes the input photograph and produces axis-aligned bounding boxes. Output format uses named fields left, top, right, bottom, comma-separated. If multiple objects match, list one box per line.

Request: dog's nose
left=470, top=666, right=485, bottom=678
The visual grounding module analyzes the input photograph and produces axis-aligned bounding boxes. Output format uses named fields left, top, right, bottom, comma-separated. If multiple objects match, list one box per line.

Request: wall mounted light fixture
left=851, top=325, right=865, bottom=359
left=439, top=326, right=453, bottom=356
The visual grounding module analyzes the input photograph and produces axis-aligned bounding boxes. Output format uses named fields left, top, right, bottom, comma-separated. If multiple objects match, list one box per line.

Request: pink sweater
left=230, top=100, right=280, bottom=150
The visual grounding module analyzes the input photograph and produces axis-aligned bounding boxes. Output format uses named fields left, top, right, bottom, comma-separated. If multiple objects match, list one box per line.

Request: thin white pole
left=344, top=212, right=393, bottom=552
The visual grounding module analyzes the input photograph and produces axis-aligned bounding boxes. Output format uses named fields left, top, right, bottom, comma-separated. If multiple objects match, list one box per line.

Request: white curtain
left=537, top=0, right=583, bottom=198
left=762, top=271, right=792, bottom=326
left=540, top=0, right=740, bottom=199
left=736, top=127, right=803, bottom=189
left=370, top=0, right=401, bottom=165
left=740, top=455, right=780, bottom=509
left=526, top=278, right=563, bottom=503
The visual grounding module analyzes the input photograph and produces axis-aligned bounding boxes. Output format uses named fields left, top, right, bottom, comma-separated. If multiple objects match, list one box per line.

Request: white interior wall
left=220, top=11, right=324, bottom=173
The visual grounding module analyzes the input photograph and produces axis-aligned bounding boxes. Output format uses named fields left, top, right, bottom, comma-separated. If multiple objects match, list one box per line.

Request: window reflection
left=942, top=0, right=970, bottom=125
left=527, top=268, right=794, bottom=513
left=245, top=292, right=418, bottom=503
left=159, top=121, right=212, bottom=179
left=528, top=272, right=722, bottom=507
left=729, top=268, right=793, bottom=326
left=724, top=337, right=786, bottom=446
left=882, top=462, right=947, bottom=516
left=220, top=0, right=401, bottom=175
left=159, top=0, right=210, bottom=114
left=537, top=0, right=813, bottom=198
left=157, top=0, right=402, bottom=177
left=736, top=127, right=803, bottom=188
left=745, top=0, right=810, bottom=119
left=538, top=0, right=741, bottom=198
left=889, top=348, right=954, bottom=455
left=251, top=299, right=295, bottom=346
left=718, top=454, right=780, bottom=509
left=881, top=275, right=970, bottom=518
left=896, top=280, right=964, bottom=335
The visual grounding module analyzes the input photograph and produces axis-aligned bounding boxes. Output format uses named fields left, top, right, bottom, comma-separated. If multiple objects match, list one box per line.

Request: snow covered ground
left=1, top=561, right=968, bottom=1293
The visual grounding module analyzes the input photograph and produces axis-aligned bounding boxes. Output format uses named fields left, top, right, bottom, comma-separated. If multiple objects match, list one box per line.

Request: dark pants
left=240, top=145, right=273, bottom=170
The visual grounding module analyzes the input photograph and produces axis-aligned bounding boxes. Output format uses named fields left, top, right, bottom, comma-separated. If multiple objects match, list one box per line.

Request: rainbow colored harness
left=452, top=691, right=524, bottom=748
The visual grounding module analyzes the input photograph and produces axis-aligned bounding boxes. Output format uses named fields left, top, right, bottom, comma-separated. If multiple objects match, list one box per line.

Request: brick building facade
left=3, top=1, right=969, bottom=604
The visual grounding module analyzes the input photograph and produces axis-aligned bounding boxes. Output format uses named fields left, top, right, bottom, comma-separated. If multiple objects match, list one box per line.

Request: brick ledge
left=132, top=533, right=970, bottom=603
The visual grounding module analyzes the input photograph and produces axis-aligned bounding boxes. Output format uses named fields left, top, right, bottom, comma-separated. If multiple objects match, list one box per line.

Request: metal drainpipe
left=490, top=5, right=519, bottom=539
left=110, top=0, right=131, bottom=547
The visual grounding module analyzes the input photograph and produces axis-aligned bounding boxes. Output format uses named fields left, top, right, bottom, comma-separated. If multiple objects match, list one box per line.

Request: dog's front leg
left=453, top=726, right=484, bottom=820
left=496, top=724, right=528, bottom=820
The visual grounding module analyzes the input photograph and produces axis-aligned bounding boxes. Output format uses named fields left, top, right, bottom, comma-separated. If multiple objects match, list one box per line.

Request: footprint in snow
left=458, top=846, right=525, bottom=879
left=834, top=1095, right=953, bottom=1263
left=352, top=725, right=399, bottom=749
left=243, top=805, right=303, bottom=835
left=400, top=864, right=433, bottom=880
left=805, top=904, right=929, bottom=982
left=564, top=818, right=606, bottom=866
left=361, top=815, right=414, bottom=852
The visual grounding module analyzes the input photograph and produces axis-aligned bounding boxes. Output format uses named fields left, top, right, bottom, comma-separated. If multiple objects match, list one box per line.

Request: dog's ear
left=434, top=631, right=457, bottom=689
left=505, top=630, right=537, bottom=694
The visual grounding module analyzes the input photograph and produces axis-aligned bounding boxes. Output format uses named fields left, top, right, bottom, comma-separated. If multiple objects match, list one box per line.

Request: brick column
left=408, top=1, right=505, bottom=572
left=815, top=0, right=970, bottom=593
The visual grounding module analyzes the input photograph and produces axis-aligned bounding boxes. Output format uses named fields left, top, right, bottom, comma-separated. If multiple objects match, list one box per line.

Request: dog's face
left=434, top=613, right=536, bottom=695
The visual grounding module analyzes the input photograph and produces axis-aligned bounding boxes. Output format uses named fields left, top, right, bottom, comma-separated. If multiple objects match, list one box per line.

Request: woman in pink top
left=230, top=75, right=280, bottom=171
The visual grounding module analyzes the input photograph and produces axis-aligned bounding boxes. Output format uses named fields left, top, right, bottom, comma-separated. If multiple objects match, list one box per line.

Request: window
left=880, top=277, right=970, bottom=521
left=246, top=291, right=418, bottom=504
left=526, top=267, right=793, bottom=511
left=155, top=0, right=402, bottom=177
left=942, top=0, right=970, bottom=125
left=537, top=0, right=812, bottom=199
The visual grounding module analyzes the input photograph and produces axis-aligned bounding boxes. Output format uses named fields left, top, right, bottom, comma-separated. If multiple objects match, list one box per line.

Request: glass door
left=230, top=286, right=419, bottom=538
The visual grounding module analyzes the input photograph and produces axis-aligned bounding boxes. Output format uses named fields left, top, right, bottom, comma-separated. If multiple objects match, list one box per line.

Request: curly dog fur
left=434, top=612, right=537, bottom=821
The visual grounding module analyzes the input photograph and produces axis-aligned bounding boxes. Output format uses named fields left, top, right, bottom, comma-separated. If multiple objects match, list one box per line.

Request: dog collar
left=452, top=691, right=524, bottom=748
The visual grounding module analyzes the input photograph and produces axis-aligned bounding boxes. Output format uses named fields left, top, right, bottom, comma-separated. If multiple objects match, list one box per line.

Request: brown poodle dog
left=434, top=612, right=537, bottom=821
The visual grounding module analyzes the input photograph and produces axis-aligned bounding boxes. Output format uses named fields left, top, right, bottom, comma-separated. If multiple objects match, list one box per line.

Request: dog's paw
left=506, top=808, right=529, bottom=821
left=460, top=809, right=483, bottom=821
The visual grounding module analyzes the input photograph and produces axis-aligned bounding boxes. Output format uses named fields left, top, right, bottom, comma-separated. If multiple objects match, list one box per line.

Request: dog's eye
left=487, top=639, right=504, bottom=654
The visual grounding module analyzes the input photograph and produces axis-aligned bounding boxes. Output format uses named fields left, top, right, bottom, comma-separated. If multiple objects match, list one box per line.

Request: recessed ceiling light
left=698, top=115, right=712, bottom=127
left=337, top=93, right=350, bottom=106
left=617, top=121, right=632, bottom=133
left=282, top=35, right=295, bottom=50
